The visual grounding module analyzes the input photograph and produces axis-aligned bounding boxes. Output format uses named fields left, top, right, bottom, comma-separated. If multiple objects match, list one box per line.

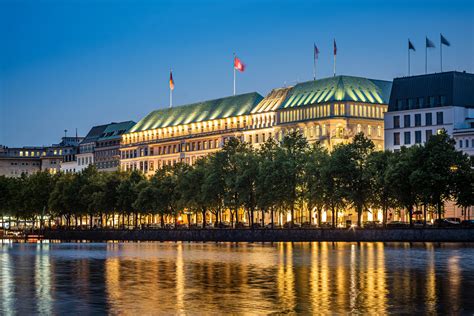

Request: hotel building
left=120, top=75, right=391, bottom=175
left=118, top=75, right=391, bottom=225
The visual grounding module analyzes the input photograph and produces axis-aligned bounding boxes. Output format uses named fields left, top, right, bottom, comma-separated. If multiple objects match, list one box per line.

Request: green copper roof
left=280, top=75, right=392, bottom=109
left=98, top=121, right=135, bottom=140
left=130, top=92, right=264, bottom=133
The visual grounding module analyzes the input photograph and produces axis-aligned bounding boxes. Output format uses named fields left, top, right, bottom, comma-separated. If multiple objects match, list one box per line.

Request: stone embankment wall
left=43, top=228, right=474, bottom=242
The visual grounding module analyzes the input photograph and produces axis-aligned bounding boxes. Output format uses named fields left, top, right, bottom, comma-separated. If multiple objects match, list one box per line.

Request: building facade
left=76, top=124, right=108, bottom=173
left=120, top=75, right=391, bottom=175
left=384, top=71, right=474, bottom=220
left=384, top=71, right=474, bottom=155
left=119, top=75, right=391, bottom=226
left=0, top=136, right=83, bottom=177
left=95, top=121, right=135, bottom=172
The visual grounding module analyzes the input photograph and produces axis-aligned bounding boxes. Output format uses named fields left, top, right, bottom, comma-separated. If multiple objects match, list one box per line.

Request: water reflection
left=1, top=242, right=474, bottom=314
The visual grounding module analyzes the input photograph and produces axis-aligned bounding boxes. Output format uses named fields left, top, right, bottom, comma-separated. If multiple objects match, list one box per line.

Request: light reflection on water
left=1, top=242, right=474, bottom=314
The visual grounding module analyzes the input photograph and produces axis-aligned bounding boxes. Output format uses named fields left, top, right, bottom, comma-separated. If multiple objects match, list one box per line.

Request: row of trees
left=0, top=131, right=472, bottom=229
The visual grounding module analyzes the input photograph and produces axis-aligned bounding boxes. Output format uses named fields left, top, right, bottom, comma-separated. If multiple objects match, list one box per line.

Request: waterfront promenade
left=41, top=228, right=474, bottom=242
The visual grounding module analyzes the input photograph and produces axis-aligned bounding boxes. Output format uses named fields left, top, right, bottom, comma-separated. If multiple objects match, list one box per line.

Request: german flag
left=169, top=70, right=175, bottom=90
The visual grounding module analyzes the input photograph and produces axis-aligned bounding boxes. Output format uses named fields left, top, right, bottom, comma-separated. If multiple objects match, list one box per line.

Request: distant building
left=384, top=71, right=474, bottom=155
left=0, top=136, right=84, bottom=177
left=95, top=121, right=135, bottom=172
left=77, top=124, right=108, bottom=173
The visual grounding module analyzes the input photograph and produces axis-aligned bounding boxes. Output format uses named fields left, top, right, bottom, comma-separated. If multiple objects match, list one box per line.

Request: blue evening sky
left=1, top=0, right=473, bottom=146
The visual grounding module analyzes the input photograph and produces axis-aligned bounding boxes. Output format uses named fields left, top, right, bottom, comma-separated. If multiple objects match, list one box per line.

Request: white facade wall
left=76, top=152, right=94, bottom=172
left=384, top=106, right=472, bottom=152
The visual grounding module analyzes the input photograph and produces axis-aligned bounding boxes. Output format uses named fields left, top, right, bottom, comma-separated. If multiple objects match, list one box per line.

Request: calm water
left=1, top=242, right=474, bottom=314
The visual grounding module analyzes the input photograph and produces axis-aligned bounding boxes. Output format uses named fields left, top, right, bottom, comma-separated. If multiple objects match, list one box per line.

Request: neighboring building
left=0, top=145, right=42, bottom=177
left=384, top=71, right=474, bottom=220
left=384, top=71, right=474, bottom=154
left=453, top=118, right=474, bottom=157
left=77, top=124, right=108, bottom=173
left=119, top=75, right=391, bottom=225
left=95, top=121, right=135, bottom=172
left=0, top=136, right=83, bottom=177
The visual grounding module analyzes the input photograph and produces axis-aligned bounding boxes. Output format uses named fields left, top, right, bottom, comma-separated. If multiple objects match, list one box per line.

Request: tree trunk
left=437, top=201, right=442, bottom=220
left=291, top=204, right=295, bottom=227
left=332, top=206, right=336, bottom=228
left=270, top=207, right=274, bottom=228
left=423, top=204, right=427, bottom=227
left=357, top=205, right=362, bottom=227
left=261, top=208, right=265, bottom=227
left=408, top=205, right=413, bottom=227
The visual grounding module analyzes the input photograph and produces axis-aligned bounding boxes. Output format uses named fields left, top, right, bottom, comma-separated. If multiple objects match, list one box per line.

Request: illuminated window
left=357, top=124, right=362, bottom=133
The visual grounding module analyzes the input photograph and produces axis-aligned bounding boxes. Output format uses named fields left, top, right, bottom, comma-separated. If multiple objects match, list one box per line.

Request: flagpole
left=170, top=69, right=173, bottom=108
left=233, top=53, right=236, bottom=96
left=333, top=54, right=336, bottom=77
left=313, top=45, right=316, bottom=81
left=408, top=45, right=410, bottom=76
left=313, top=56, right=316, bottom=81
left=170, top=87, right=172, bottom=108
left=440, top=35, right=443, bottom=72
left=425, top=41, right=427, bottom=74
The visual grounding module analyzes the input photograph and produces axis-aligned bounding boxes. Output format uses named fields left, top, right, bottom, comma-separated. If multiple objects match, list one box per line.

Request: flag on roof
left=408, top=40, right=416, bottom=51
left=234, top=56, right=245, bottom=72
left=440, top=34, right=450, bottom=46
left=314, top=44, right=319, bottom=59
left=169, top=70, right=175, bottom=90
left=333, top=39, right=337, bottom=55
left=426, top=37, right=436, bottom=48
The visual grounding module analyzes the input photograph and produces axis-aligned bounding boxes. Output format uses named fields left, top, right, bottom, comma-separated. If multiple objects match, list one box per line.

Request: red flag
left=333, top=39, right=337, bottom=56
left=169, top=70, right=175, bottom=90
left=234, top=56, right=245, bottom=72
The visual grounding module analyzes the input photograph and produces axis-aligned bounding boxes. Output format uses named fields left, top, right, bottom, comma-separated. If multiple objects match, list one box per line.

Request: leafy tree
left=256, top=138, right=283, bottom=227
left=305, top=143, right=330, bottom=226
left=276, top=131, right=309, bottom=227
left=342, top=133, right=376, bottom=227
left=367, top=150, right=396, bottom=226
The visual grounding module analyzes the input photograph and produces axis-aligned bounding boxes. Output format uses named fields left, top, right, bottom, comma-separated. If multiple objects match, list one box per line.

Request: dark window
left=436, top=112, right=444, bottom=125
left=425, top=130, right=433, bottom=141
left=465, top=139, right=469, bottom=148
left=393, top=116, right=400, bottom=128
left=404, top=132, right=411, bottom=145
left=408, top=98, right=416, bottom=109
left=393, top=132, right=400, bottom=146
left=415, top=131, right=422, bottom=144
left=415, top=114, right=421, bottom=127
left=426, top=113, right=432, bottom=126
left=459, top=140, right=463, bottom=148
left=397, top=100, right=403, bottom=111
left=429, top=96, right=436, bottom=107
left=440, top=96, right=447, bottom=106
left=418, top=97, right=424, bottom=107
left=404, top=115, right=411, bottom=128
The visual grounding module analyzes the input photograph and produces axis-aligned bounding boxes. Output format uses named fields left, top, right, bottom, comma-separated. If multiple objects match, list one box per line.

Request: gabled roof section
left=130, top=92, right=264, bottom=133
left=280, top=75, right=392, bottom=109
left=81, top=124, right=109, bottom=144
left=251, top=87, right=292, bottom=114
left=98, top=121, right=135, bottom=141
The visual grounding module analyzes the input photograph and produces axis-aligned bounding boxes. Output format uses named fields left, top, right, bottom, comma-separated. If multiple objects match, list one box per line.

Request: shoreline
left=38, top=228, right=474, bottom=243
